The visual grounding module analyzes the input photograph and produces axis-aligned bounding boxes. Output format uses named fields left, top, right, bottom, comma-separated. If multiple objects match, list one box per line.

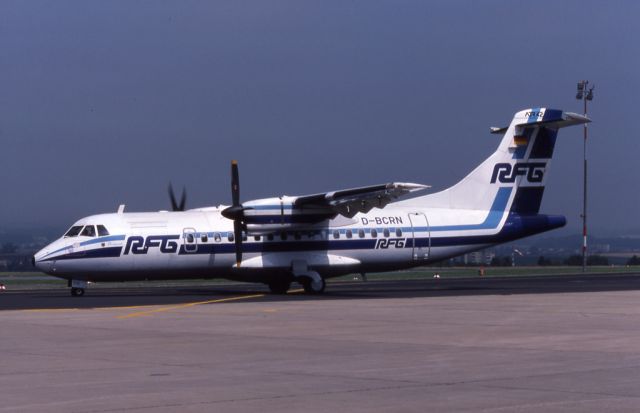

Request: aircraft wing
left=293, top=182, right=429, bottom=218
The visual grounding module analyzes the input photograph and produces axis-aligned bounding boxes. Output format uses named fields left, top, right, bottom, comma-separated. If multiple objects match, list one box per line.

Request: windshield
left=80, top=225, right=96, bottom=237
left=64, top=226, right=83, bottom=238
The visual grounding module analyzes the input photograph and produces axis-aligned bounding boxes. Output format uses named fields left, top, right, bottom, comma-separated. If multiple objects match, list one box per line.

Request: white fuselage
left=33, top=107, right=587, bottom=290
left=34, top=203, right=509, bottom=283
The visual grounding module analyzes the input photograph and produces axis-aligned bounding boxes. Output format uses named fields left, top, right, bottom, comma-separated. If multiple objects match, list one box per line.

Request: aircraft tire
left=302, top=277, right=325, bottom=294
left=70, top=288, right=85, bottom=297
left=268, top=281, right=291, bottom=295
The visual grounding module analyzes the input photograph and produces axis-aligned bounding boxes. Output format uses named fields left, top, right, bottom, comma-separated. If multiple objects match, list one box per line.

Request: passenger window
left=358, top=229, right=365, bottom=238
left=254, top=235, right=261, bottom=241
left=64, top=226, right=83, bottom=238
left=201, top=234, right=208, bottom=243
left=333, top=230, right=340, bottom=239
left=97, top=225, right=110, bottom=236
left=80, top=225, right=96, bottom=237
left=228, top=232, right=234, bottom=242
left=370, top=229, right=378, bottom=238
left=186, top=233, right=195, bottom=243
left=396, top=228, right=402, bottom=237
left=346, top=230, right=353, bottom=239
left=214, top=233, right=221, bottom=242
left=383, top=228, right=390, bottom=238
left=280, top=232, right=288, bottom=241
left=267, top=234, right=274, bottom=241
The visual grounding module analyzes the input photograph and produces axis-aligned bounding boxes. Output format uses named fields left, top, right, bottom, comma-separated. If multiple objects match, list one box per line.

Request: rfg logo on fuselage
left=375, top=238, right=406, bottom=249
left=490, top=162, right=546, bottom=184
left=123, top=235, right=180, bottom=255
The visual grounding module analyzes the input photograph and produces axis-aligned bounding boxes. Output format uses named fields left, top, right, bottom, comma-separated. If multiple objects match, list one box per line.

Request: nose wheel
left=68, top=279, right=88, bottom=297
left=70, top=287, right=85, bottom=297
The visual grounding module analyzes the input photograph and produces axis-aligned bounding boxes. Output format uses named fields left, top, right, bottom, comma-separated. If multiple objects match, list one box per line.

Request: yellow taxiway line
left=20, top=287, right=305, bottom=318
left=117, top=293, right=266, bottom=319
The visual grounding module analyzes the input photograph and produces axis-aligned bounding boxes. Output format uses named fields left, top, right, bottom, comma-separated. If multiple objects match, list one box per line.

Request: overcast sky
left=1, top=0, right=638, bottom=237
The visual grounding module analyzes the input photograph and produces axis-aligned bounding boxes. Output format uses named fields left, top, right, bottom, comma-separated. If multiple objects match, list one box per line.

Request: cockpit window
left=80, top=225, right=96, bottom=237
left=97, top=225, right=110, bottom=236
left=64, top=226, right=83, bottom=238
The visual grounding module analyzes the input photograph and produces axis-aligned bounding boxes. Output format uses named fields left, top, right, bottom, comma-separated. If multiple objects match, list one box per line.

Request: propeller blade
left=231, top=160, right=240, bottom=207
left=225, top=160, right=243, bottom=266
left=234, top=220, right=243, bottom=267
left=178, top=186, right=187, bottom=211
left=168, top=183, right=178, bottom=211
left=168, top=183, right=187, bottom=211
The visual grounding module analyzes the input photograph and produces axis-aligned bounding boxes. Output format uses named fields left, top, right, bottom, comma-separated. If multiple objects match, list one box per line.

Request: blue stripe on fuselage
left=426, top=187, right=511, bottom=232
left=47, top=188, right=515, bottom=261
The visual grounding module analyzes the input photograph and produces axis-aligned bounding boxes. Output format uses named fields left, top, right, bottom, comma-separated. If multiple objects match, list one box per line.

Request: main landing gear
left=68, top=279, right=88, bottom=297
left=292, top=260, right=325, bottom=294
left=266, top=260, right=327, bottom=295
left=267, top=277, right=325, bottom=295
left=300, top=276, right=325, bottom=294
left=268, top=280, right=291, bottom=295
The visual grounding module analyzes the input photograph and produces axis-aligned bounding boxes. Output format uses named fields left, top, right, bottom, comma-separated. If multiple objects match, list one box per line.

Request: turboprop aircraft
left=34, top=108, right=590, bottom=296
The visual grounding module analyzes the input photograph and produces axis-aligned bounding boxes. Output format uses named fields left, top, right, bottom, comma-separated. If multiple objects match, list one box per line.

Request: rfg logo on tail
left=491, top=162, right=546, bottom=184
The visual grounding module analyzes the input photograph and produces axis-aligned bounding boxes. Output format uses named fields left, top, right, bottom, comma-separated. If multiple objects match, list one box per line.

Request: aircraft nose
left=33, top=250, right=53, bottom=274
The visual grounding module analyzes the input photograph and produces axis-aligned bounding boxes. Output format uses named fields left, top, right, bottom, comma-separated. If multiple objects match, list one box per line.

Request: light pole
left=576, top=80, right=594, bottom=272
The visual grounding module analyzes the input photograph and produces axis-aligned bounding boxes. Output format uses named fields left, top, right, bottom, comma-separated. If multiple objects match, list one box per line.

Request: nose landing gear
left=70, top=287, right=85, bottom=297
left=68, top=279, right=88, bottom=297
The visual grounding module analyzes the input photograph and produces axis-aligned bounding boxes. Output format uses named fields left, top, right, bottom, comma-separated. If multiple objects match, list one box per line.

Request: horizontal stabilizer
left=491, top=109, right=590, bottom=134
left=515, top=109, right=590, bottom=129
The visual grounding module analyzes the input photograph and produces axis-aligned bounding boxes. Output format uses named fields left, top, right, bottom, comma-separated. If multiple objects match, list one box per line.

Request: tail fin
left=404, top=108, right=590, bottom=213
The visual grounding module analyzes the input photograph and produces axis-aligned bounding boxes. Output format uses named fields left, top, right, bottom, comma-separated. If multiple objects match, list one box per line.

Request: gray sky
left=1, top=0, right=638, bottom=237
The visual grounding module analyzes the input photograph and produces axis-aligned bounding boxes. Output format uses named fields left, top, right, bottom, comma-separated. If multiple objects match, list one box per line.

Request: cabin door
left=408, top=212, right=430, bottom=261
left=183, top=228, right=198, bottom=253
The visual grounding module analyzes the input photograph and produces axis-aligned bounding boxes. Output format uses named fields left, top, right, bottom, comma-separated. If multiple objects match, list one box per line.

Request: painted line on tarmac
left=23, top=308, right=81, bottom=314
left=116, top=293, right=266, bottom=319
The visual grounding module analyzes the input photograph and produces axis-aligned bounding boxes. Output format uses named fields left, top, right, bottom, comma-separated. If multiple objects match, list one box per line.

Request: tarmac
left=2, top=273, right=640, bottom=412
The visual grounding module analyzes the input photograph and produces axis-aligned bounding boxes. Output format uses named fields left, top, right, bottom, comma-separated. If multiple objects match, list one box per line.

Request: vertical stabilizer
left=400, top=108, right=590, bottom=213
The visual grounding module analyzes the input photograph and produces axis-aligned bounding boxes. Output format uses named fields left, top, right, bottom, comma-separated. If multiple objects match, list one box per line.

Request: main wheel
left=268, top=281, right=291, bottom=294
left=302, top=277, right=325, bottom=294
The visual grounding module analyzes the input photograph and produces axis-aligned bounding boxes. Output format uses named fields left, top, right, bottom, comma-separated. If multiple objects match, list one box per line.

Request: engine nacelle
left=242, top=196, right=334, bottom=231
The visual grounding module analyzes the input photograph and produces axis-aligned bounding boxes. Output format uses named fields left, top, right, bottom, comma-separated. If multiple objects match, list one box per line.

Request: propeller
left=221, top=160, right=245, bottom=267
left=168, top=183, right=187, bottom=211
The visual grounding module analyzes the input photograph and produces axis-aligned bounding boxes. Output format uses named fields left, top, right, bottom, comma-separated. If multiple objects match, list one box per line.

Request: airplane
left=34, top=107, right=590, bottom=296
